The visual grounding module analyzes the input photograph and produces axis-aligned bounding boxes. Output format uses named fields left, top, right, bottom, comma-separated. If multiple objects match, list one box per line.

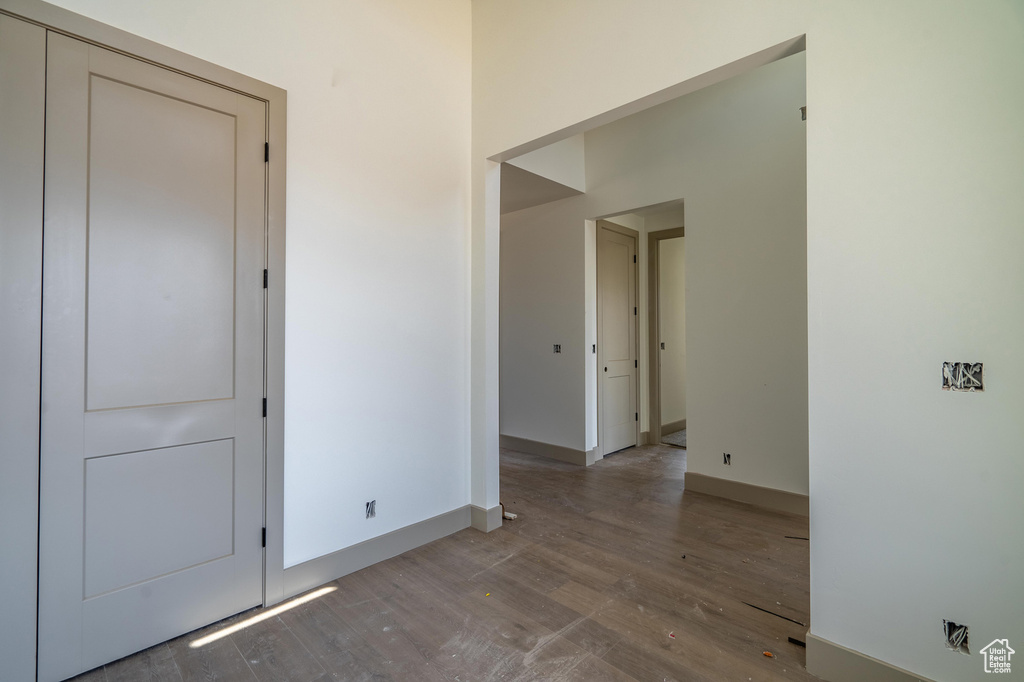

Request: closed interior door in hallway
left=597, top=220, right=639, bottom=456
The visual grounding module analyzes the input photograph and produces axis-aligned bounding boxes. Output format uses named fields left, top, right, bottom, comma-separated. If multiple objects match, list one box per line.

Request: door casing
left=0, top=14, right=45, bottom=682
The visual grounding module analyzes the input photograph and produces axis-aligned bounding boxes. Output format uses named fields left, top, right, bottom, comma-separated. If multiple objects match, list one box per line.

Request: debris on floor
left=500, top=502, right=517, bottom=520
left=740, top=601, right=807, bottom=627
left=668, top=632, right=676, bottom=639
left=762, top=651, right=775, bottom=658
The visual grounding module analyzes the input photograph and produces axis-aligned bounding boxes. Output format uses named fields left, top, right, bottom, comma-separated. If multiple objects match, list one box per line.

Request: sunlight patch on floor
left=188, top=585, right=337, bottom=648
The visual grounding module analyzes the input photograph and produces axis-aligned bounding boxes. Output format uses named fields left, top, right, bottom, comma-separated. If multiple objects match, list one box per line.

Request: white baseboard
left=685, top=472, right=809, bottom=516
left=806, top=632, right=936, bottom=682
left=500, top=434, right=588, bottom=466
left=470, top=504, right=502, bottom=532
left=662, top=418, right=686, bottom=435
left=279, top=505, right=470, bottom=603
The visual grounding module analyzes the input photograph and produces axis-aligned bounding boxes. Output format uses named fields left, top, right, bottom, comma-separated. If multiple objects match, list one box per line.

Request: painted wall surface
left=659, top=237, right=686, bottom=426
left=644, top=206, right=685, bottom=233
left=500, top=196, right=587, bottom=451
left=504, top=56, right=805, bottom=489
left=506, top=133, right=586, bottom=192
left=473, top=2, right=1024, bottom=680
left=588, top=53, right=808, bottom=495
left=44, top=0, right=473, bottom=567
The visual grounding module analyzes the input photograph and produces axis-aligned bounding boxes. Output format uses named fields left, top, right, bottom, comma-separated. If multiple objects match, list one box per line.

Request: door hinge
left=634, top=360, right=637, bottom=368
left=635, top=413, right=638, bottom=422
left=264, top=142, right=269, bottom=162
left=633, top=254, right=636, bottom=263
left=262, top=527, right=266, bottom=548
left=262, top=398, right=267, bottom=417
left=263, top=269, right=268, bottom=288
left=634, top=307, right=637, bottom=315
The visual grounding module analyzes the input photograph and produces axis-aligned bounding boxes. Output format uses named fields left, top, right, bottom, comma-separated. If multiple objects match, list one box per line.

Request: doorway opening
left=494, top=41, right=807, bottom=517
left=647, top=223, right=687, bottom=449
left=581, top=200, right=689, bottom=462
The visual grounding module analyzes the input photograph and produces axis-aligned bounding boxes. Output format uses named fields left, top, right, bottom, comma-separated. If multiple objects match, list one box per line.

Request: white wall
left=587, top=53, right=808, bottom=495
left=602, top=213, right=644, bottom=232
left=473, top=2, right=1024, bottom=680
left=644, top=205, right=685, bottom=232
left=659, top=237, right=686, bottom=426
left=504, top=54, right=807, bottom=493
left=506, top=133, right=585, bottom=192
left=44, top=0, right=473, bottom=568
left=500, top=196, right=587, bottom=451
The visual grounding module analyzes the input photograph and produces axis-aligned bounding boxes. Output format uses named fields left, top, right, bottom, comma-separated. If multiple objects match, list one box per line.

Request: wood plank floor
left=70, top=444, right=819, bottom=681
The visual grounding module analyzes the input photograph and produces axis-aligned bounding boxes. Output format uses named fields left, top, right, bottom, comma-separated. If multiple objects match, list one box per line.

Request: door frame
left=595, top=219, right=640, bottom=457
left=647, top=226, right=685, bottom=445
left=0, top=14, right=45, bottom=682
left=0, top=0, right=288, bottom=672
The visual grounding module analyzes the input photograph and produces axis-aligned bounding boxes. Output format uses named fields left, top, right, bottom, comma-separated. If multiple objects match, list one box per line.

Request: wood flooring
left=68, top=444, right=818, bottom=681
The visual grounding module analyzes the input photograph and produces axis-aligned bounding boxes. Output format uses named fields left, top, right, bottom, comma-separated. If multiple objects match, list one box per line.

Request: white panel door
left=597, top=222, right=638, bottom=455
left=38, top=34, right=267, bottom=682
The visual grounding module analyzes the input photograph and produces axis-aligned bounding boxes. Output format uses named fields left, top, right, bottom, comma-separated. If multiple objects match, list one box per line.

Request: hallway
left=72, top=445, right=815, bottom=681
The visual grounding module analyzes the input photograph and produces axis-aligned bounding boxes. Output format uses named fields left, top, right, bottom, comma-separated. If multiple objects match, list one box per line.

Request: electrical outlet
left=365, top=500, right=376, bottom=519
left=943, top=620, right=970, bottom=654
left=723, top=453, right=731, bottom=465
left=553, top=344, right=561, bottom=353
